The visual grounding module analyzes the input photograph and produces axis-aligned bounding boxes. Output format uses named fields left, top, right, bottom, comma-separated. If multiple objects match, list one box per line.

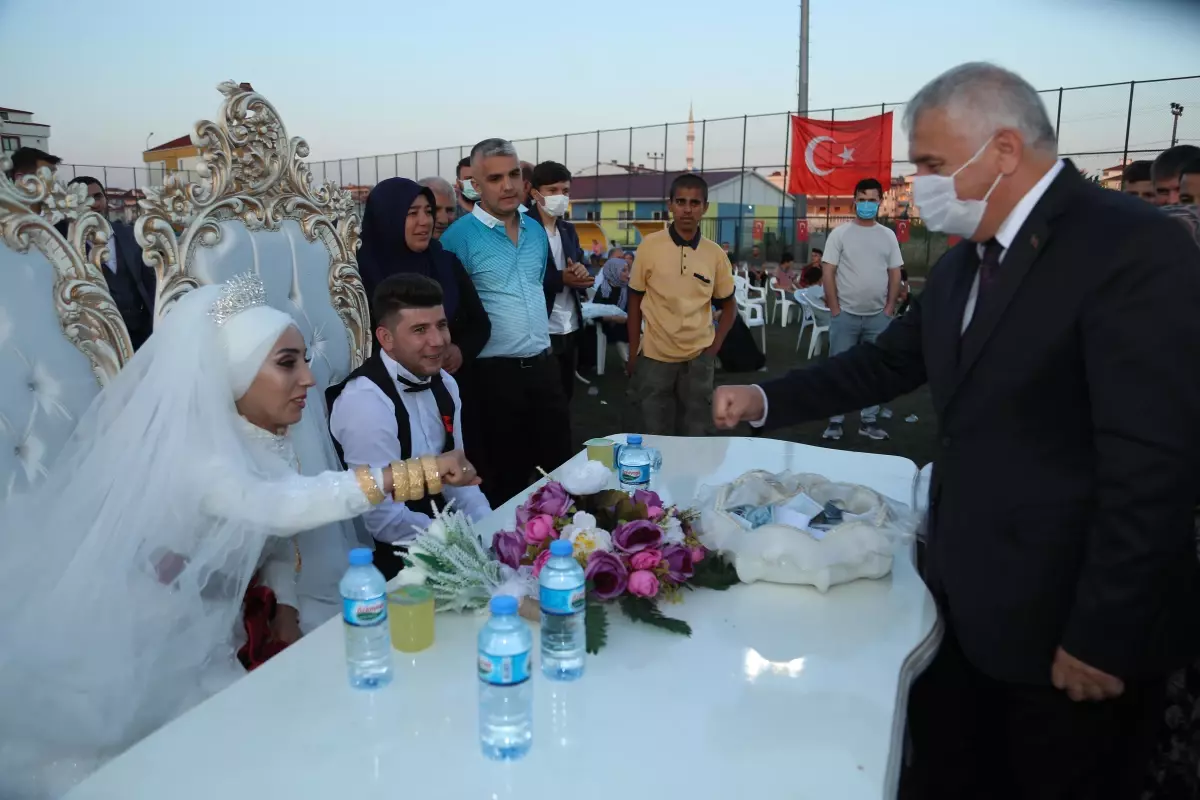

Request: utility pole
left=1170, top=103, right=1184, bottom=147
left=795, top=1, right=810, bottom=248
left=646, top=151, right=664, bottom=171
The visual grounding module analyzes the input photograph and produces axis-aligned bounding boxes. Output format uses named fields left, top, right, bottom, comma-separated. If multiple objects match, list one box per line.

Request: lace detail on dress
left=235, top=416, right=299, bottom=472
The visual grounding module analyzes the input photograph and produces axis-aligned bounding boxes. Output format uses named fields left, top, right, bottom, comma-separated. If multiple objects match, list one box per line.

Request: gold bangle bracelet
left=420, top=454, right=442, bottom=495
left=389, top=460, right=408, bottom=504
left=405, top=458, right=426, bottom=503
left=354, top=465, right=386, bottom=506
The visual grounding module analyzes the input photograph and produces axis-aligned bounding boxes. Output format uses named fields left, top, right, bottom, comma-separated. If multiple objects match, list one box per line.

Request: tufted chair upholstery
left=0, top=255, right=105, bottom=500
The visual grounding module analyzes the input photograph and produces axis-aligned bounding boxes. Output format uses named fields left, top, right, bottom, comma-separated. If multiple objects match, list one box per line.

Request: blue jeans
left=828, top=310, right=892, bottom=424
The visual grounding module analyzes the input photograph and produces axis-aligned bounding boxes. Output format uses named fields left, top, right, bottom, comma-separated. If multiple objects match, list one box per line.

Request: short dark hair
left=531, top=161, right=571, bottom=190
left=6, top=146, right=60, bottom=179
left=1152, top=145, right=1200, bottom=183
left=69, top=175, right=103, bottom=190
left=669, top=173, right=708, bottom=202
left=1181, top=157, right=1200, bottom=178
left=456, top=156, right=471, bottom=178
left=812, top=247, right=823, bottom=256
left=521, top=161, right=534, bottom=184
left=373, top=274, right=444, bottom=328
left=854, top=177, right=883, bottom=196
left=1122, top=160, right=1152, bottom=184
left=780, top=251, right=795, bottom=263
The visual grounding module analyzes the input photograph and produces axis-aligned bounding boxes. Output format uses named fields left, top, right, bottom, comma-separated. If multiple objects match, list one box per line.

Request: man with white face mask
left=530, top=160, right=592, bottom=399
left=712, top=62, right=1200, bottom=799
left=455, top=156, right=479, bottom=214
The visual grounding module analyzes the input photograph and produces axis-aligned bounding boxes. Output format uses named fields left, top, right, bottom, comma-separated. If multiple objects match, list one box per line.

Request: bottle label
left=478, top=650, right=532, bottom=686
left=343, top=594, right=387, bottom=627
left=540, top=584, right=586, bottom=616
left=619, top=462, right=650, bottom=486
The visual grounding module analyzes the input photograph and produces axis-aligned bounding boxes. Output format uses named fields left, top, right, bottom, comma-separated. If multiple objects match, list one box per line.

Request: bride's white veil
left=0, top=280, right=298, bottom=795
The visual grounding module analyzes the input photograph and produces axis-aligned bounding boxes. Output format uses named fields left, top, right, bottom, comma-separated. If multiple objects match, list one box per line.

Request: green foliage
left=585, top=597, right=609, bottom=654
left=689, top=552, right=740, bottom=591
left=578, top=490, right=649, bottom=530
left=618, top=595, right=692, bottom=637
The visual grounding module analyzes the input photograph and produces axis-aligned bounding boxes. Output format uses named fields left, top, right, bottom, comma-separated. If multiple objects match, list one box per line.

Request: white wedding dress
left=0, top=282, right=376, bottom=799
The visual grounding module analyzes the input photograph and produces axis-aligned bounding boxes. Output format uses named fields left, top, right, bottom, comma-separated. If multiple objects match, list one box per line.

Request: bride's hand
left=437, top=450, right=482, bottom=487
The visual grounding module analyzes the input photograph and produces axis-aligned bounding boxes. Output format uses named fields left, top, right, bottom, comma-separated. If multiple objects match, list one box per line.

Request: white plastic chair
left=735, top=283, right=768, bottom=355
left=794, top=290, right=830, bottom=359
left=770, top=280, right=798, bottom=327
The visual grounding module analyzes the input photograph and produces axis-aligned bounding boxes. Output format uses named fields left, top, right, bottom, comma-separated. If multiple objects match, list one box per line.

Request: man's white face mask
left=912, top=136, right=1004, bottom=238
left=540, top=193, right=569, bottom=218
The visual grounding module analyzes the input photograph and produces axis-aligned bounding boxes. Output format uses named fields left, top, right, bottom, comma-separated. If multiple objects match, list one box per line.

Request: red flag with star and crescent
left=788, top=113, right=893, bottom=195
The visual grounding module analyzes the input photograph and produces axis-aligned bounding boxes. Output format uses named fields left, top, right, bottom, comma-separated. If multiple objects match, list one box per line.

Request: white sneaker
left=822, top=422, right=843, bottom=440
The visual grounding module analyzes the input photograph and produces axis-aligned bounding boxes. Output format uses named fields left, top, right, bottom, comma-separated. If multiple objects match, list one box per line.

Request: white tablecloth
left=66, top=435, right=940, bottom=800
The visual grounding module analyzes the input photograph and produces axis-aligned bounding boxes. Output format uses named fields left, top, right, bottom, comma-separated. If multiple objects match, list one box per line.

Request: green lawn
left=568, top=313, right=938, bottom=470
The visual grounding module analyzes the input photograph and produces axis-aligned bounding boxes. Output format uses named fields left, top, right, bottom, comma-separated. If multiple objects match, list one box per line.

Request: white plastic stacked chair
left=135, top=81, right=371, bottom=631
left=734, top=274, right=767, bottom=354
left=794, top=289, right=831, bottom=359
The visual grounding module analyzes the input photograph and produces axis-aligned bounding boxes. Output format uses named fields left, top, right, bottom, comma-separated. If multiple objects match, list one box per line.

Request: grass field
left=567, top=312, right=938, bottom=470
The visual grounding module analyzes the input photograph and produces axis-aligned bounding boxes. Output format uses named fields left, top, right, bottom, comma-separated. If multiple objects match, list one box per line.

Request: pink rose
left=629, top=549, right=662, bottom=571
left=627, top=570, right=660, bottom=598
left=531, top=548, right=553, bottom=578
left=647, top=506, right=664, bottom=520
left=524, top=514, right=555, bottom=545
left=690, top=546, right=706, bottom=564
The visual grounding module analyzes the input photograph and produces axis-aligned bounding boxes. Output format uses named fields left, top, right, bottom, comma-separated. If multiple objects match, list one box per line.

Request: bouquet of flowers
left=488, top=480, right=739, bottom=653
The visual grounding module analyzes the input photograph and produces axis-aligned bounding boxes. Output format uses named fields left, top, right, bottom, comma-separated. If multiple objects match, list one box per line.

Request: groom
left=328, top=274, right=491, bottom=579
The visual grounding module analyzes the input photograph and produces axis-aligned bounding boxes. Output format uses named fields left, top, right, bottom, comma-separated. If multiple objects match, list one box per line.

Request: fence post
left=737, top=115, right=748, bottom=254
left=825, top=107, right=834, bottom=232
left=563, top=133, right=568, bottom=170
left=436, top=150, right=440, bottom=178
left=356, top=157, right=361, bottom=188
left=626, top=128, right=633, bottom=247
left=536, top=137, right=540, bottom=163
left=375, top=155, right=380, bottom=186
left=394, top=153, right=399, bottom=179
left=1121, top=81, right=1135, bottom=175
left=1054, top=88, right=1063, bottom=142
left=700, top=119, right=706, bottom=174
left=661, top=123, right=669, bottom=209
left=594, top=131, right=600, bottom=213
left=783, top=111, right=793, bottom=250
left=338, top=160, right=343, bottom=187
left=413, top=152, right=418, bottom=180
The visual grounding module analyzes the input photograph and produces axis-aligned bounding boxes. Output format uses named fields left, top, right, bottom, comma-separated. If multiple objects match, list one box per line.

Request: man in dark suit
left=714, top=62, right=1200, bottom=799
left=528, top=161, right=592, bottom=400
left=68, top=177, right=157, bottom=349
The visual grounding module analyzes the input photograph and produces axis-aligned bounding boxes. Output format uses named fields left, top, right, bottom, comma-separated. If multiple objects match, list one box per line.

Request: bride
left=0, top=275, right=478, bottom=798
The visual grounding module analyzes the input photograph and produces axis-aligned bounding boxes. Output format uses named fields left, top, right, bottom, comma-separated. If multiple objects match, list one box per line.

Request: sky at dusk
left=1, top=0, right=1197, bottom=176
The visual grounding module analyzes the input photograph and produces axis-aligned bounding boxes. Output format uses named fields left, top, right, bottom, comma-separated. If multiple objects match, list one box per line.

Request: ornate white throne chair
left=0, top=159, right=133, bottom=503
left=135, top=81, right=371, bottom=632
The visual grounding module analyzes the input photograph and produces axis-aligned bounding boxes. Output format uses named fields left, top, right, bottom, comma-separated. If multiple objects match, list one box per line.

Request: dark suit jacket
left=527, top=206, right=587, bottom=324
left=758, top=164, right=1200, bottom=684
left=56, top=218, right=157, bottom=348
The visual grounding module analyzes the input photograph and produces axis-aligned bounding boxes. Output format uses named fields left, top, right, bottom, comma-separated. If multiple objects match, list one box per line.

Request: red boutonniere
left=442, top=414, right=454, bottom=435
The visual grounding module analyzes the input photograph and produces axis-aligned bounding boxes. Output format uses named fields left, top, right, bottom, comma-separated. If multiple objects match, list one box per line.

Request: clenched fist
left=712, top=385, right=766, bottom=430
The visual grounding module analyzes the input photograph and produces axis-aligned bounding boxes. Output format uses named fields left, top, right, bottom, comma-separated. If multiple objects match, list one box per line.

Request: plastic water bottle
left=340, top=547, right=393, bottom=689
left=539, top=539, right=586, bottom=680
left=478, top=595, right=534, bottom=760
left=618, top=434, right=653, bottom=492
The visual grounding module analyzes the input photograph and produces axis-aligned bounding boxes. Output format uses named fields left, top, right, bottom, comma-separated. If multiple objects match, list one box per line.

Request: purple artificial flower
left=585, top=551, right=629, bottom=600
left=529, top=481, right=572, bottom=518
left=661, top=544, right=695, bottom=583
left=633, top=488, right=663, bottom=510
left=515, top=503, right=533, bottom=531
left=491, top=530, right=525, bottom=570
left=611, top=519, right=664, bottom=554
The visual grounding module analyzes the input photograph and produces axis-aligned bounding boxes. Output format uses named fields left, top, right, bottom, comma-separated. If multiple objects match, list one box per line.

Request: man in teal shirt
left=441, top=138, right=574, bottom=505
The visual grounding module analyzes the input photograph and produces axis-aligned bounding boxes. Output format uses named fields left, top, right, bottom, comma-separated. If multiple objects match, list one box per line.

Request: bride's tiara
left=209, top=273, right=268, bottom=326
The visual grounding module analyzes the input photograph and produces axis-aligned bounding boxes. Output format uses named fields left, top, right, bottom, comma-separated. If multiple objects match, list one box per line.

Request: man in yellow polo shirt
left=626, top=173, right=737, bottom=436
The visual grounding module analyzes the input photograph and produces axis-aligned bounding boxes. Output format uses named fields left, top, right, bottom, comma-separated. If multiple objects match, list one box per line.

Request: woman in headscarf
left=0, top=275, right=479, bottom=799
left=357, top=178, right=490, bottom=374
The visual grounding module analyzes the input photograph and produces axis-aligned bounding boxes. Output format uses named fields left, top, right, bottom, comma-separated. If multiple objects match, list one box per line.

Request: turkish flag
left=796, top=219, right=809, bottom=242
left=752, top=219, right=764, bottom=241
left=788, top=112, right=893, bottom=196
left=895, top=220, right=910, bottom=244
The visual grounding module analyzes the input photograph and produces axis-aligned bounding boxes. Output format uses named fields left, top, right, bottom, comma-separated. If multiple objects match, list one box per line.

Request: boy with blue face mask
left=818, top=176, right=904, bottom=441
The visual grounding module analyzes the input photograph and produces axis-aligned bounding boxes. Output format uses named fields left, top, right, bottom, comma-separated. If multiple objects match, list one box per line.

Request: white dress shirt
left=328, top=349, right=491, bottom=544
left=546, top=225, right=581, bottom=335
left=751, top=158, right=1066, bottom=427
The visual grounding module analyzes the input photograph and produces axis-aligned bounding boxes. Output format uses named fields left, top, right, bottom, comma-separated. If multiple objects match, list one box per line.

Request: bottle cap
left=549, top=539, right=573, bottom=557
left=627, top=434, right=642, bottom=446
left=348, top=547, right=373, bottom=566
left=490, top=595, right=518, bottom=615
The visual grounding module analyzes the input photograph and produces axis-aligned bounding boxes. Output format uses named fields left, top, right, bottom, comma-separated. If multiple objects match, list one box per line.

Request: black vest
left=326, top=349, right=456, bottom=520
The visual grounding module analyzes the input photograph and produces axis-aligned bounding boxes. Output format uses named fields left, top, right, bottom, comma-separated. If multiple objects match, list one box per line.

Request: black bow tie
left=396, top=372, right=442, bottom=393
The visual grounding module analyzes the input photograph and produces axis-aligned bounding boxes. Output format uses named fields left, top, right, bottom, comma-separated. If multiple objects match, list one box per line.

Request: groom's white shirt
left=329, top=348, right=490, bottom=545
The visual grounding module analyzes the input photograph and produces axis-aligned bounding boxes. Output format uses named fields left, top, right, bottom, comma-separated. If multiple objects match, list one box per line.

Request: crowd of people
left=3, top=58, right=1200, bottom=800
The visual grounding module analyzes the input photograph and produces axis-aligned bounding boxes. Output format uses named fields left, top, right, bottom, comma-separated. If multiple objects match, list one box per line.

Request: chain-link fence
left=60, top=75, right=1198, bottom=275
